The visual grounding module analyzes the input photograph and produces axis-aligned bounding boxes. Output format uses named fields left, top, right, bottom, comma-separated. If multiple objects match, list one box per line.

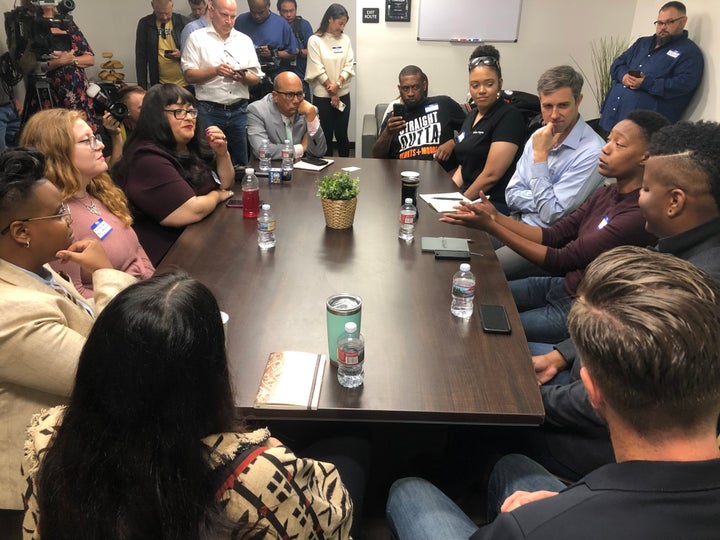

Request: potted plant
left=316, top=171, right=360, bottom=229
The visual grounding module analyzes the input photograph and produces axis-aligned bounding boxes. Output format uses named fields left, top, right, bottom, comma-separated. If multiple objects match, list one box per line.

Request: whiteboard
left=417, top=0, right=522, bottom=42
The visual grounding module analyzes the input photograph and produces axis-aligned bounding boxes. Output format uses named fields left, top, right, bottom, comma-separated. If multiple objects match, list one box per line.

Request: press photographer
left=4, top=0, right=98, bottom=128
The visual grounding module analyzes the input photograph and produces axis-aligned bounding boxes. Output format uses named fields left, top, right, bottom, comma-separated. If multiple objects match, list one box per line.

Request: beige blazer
left=0, top=259, right=136, bottom=509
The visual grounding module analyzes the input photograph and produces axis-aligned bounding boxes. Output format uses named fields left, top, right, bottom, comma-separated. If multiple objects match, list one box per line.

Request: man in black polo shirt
left=372, top=65, right=465, bottom=172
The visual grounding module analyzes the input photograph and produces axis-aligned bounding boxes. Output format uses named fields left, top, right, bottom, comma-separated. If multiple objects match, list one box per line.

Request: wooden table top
left=158, top=157, right=544, bottom=425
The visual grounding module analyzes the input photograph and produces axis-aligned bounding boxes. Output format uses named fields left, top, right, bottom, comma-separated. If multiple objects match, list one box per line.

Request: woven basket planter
left=320, top=197, right=357, bottom=229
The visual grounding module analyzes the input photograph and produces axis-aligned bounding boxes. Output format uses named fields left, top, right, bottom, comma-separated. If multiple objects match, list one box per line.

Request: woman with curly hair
left=20, top=109, right=154, bottom=298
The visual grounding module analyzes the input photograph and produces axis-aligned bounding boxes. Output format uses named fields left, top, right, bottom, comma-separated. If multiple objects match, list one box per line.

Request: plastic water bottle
left=337, top=321, right=364, bottom=388
left=451, top=263, right=475, bottom=319
left=281, top=139, right=293, bottom=182
left=259, top=139, right=271, bottom=172
left=398, top=197, right=416, bottom=241
left=257, top=204, right=276, bottom=249
left=241, top=167, right=259, bottom=218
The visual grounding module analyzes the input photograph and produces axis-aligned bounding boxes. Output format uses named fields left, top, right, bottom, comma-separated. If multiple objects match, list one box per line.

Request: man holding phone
left=136, top=0, right=188, bottom=88
left=372, top=65, right=465, bottom=172
left=599, top=1, right=703, bottom=133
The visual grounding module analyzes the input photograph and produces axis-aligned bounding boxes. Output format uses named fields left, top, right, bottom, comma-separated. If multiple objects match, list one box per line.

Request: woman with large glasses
left=0, top=147, right=136, bottom=522
left=451, top=45, right=526, bottom=213
left=20, top=109, right=155, bottom=299
left=113, top=83, right=235, bottom=265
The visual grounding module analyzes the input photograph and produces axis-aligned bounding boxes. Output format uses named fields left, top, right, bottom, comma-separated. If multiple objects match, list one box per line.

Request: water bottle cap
left=262, top=204, right=270, bottom=210
left=284, top=139, right=290, bottom=144
left=245, top=168, right=254, bottom=174
left=344, top=322, right=357, bottom=333
left=404, top=198, right=413, bottom=204
left=460, top=263, right=471, bottom=272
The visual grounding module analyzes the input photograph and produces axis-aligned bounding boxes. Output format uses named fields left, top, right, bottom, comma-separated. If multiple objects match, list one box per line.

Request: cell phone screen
left=393, top=103, right=406, bottom=118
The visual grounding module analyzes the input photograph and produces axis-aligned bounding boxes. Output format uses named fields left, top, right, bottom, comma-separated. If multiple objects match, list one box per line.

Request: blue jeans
left=510, top=276, right=573, bottom=344
left=386, top=456, right=565, bottom=539
left=528, top=342, right=571, bottom=385
left=486, top=454, right=566, bottom=520
left=198, top=101, right=248, bottom=166
left=0, top=103, right=21, bottom=151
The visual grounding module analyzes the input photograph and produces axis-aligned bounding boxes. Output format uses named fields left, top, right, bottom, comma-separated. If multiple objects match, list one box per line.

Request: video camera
left=4, top=0, right=76, bottom=62
left=87, top=83, right=129, bottom=121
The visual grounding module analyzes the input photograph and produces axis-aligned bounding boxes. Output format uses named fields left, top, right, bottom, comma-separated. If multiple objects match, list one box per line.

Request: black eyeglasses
left=164, top=108, right=200, bottom=120
left=1, top=202, right=72, bottom=235
left=275, top=90, right=305, bottom=100
left=75, top=134, right=103, bottom=151
left=468, top=56, right=501, bottom=76
left=654, top=15, right=686, bottom=27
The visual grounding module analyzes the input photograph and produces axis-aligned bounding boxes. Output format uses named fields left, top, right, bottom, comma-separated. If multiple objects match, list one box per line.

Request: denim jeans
left=197, top=100, right=248, bottom=166
left=510, top=276, right=573, bottom=343
left=0, top=103, right=21, bottom=151
left=486, top=454, right=566, bottom=520
left=528, top=342, right=571, bottom=385
left=386, top=455, right=566, bottom=539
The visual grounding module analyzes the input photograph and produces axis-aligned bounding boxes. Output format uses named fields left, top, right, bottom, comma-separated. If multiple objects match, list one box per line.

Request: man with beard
left=599, top=1, right=703, bottom=133
left=372, top=65, right=465, bottom=172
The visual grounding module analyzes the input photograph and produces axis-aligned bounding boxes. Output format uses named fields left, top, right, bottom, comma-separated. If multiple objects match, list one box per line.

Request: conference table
left=158, top=157, right=544, bottom=426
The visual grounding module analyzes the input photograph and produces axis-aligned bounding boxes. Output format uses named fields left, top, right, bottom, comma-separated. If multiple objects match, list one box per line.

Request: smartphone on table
left=479, top=304, right=512, bottom=334
left=225, top=199, right=243, bottom=208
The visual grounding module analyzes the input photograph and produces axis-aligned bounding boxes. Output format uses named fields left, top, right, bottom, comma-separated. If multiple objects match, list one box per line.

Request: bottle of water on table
left=451, top=263, right=475, bottom=319
left=259, top=139, right=271, bottom=172
left=337, top=322, right=364, bottom=388
left=281, top=139, right=293, bottom=182
left=257, top=203, right=276, bottom=249
left=398, top=197, right=416, bottom=241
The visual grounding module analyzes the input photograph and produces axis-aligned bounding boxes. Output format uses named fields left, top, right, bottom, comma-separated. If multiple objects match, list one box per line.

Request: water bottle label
left=258, top=220, right=276, bottom=232
left=399, top=211, right=414, bottom=225
left=452, top=283, right=475, bottom=298
left=338, top=349, right=360, bottom=366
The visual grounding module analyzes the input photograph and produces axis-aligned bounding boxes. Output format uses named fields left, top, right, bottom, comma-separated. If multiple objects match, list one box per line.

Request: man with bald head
left=247, top=71, right=326, bottom=160
left=599, top=1, right=703, bottom=132
left=136, top=0, right=188, bottom=88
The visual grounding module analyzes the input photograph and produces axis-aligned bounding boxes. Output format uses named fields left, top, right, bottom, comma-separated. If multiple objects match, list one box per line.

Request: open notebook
left=254, top=351, right=327, bottom=410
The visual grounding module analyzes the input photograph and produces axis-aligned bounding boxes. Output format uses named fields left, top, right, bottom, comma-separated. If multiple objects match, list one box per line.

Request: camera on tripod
left=4, top=0, right=76, bottom=61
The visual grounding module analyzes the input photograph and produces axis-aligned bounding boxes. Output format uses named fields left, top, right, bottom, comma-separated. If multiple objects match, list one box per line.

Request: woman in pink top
left=20, top=109, right=154, bottom=297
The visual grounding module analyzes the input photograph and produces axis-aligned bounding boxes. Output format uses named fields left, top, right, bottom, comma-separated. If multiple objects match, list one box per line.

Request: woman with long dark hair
left=113, top=84, right=234, bottom=265
left=306, top=4, right=354, bottom=157
left=23, top=273, right=354, bottom=539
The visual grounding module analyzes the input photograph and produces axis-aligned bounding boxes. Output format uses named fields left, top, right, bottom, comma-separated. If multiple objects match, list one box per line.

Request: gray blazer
left=247, top=94, right=327, bottom=159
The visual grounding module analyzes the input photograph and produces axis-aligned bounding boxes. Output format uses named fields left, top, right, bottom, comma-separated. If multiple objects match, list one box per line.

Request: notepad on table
left=419, top=192, right=484, bottom=213
left=254, top=351, right=327, bottom=410
left=293, top=157, right=334, bottom=171
left=421, top=237, right=470, bottom=253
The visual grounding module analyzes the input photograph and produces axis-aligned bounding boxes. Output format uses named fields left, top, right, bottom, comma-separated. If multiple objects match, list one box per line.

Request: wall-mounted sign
left=362, top=7, right=380, bottom=23
left=386, top=0, right=411, bottom=22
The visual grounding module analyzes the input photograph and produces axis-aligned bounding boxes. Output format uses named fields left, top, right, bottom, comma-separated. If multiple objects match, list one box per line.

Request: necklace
left=73, top=193, right=101, bottom=216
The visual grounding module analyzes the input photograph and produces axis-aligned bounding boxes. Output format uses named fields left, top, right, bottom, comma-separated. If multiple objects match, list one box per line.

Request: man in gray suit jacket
left=247, top=71, right=327, bottom=160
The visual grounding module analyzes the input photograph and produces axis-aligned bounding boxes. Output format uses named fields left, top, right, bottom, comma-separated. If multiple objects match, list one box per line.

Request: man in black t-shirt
left=372, top=65, right=465, bottom=172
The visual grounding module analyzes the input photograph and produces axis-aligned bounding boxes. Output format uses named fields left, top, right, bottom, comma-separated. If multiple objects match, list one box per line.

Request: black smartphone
left=628, top=69, right=642, bottom=77
left=479, top=304, right=512, bottom=334
left=434, top=250, right=471, bottom=261
left=393, top=103, right=406, bottom=118
left=301, top=155, right=328, bottom=166
left=163, top=50, right=175, bottom=58
left=225, top=198, right=243, bottom=208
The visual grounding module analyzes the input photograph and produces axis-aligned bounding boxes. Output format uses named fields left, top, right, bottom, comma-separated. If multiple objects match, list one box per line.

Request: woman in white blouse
left=305, top=4, right=354, bottom=157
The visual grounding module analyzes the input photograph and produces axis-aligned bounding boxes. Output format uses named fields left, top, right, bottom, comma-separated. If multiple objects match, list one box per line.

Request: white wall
left=1, top=0, right=716, bottom=150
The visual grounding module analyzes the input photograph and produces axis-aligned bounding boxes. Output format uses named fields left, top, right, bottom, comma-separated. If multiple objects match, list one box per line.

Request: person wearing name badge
left=451, top=45, right=525, bottom=213
left=372, top=64, right=465, bottom=173
left=441, top=110, right=665, bottom=343
left=305, top=4, right=354, bottom=157
left=599, top=1, right=703, bottom=134
left=20, top=109, right=154, bottom=299
left=0, top=147, right=136, bottom=522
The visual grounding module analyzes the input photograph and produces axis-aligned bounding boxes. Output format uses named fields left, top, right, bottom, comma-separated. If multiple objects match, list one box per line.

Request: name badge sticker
left=667, top=49, right=680, bottom=58
left=425, top=103, right=439, bottom=113
left=597, top=215, right=610, bottom=230
left=457, top=131, right=466, bottom=143
left=332, top=46, right=343, bottom=54
left=91, top=217, right=112, bottom=240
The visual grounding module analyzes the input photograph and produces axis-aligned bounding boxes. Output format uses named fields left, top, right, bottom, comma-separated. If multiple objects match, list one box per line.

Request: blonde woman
left=20, top=109, right=154, bottom=298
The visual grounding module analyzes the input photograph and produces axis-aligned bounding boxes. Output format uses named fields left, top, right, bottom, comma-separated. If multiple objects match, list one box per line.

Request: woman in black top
left=452, top=45, right=525, bottom=214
